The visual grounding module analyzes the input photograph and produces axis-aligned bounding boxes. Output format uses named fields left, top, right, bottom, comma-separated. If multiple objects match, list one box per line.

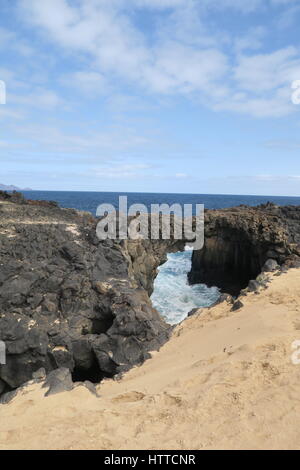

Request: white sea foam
left=151, top=250, right=220, bottom=325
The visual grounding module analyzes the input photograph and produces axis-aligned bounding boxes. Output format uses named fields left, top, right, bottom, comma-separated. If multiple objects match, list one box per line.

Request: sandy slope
left=1, top=269, right=300, bottom=450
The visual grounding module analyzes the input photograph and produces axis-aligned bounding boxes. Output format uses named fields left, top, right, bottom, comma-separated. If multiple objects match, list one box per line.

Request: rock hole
left=71, top=353, right=105, bottom=384
left=91, top=316, right=114, bottom=335
left=189, top=238, right=265, bottom=296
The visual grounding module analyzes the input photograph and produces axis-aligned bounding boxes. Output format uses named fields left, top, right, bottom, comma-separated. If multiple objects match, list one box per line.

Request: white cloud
left=60, top=71, right=108, bottom=96
left=15, top=0, right=300, bottom=118
left=92, top=163, right=152, bottom=179
left=18, top=0, right=228, bottom=96
left=144, top=43, right=229, bottom=94
left=199, top=0, right=263, bottom=13
left=175, top=172, right=188, bottom=179
left=11, top=88, right=64, bottom=110
left=264, top=140, right=300, bottom=150
left=3, top=118, right=153, bottom=157
left=209, top=46, right=300, bottom=117
left=270, top=0, right=299, bottom=5
left=255, top=174, right=300, bottom=182
left=234, top=46, right=300, bottom=92
left=0, top=67, right=15, bottom=83
left=128, top=0, right=186, bottom=9
left=0, top=108, right=25, bottom=120
left=276, top=3, right=300, bottom=28
left=0, top=26, right=39, bottom=57
left=0, top=27, right=14, bottom=46
left=234, top=27, right=266, bottom=53
left=213, top=87, right=295, bottom=118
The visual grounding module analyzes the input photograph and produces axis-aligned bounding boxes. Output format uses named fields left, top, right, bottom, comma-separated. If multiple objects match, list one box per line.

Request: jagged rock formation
left=0, top=192, right=172, bottom=395
left=189, top=203, right=300, bottom=295
left=0, top=193, right=299, bottom=397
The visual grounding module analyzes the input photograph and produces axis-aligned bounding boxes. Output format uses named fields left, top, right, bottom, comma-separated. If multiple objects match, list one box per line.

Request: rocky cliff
left=0, top=192, right=172, bottom=395
left=0, top=193, right=299, bottom=397
left=189, top=203, right=300, bottom=295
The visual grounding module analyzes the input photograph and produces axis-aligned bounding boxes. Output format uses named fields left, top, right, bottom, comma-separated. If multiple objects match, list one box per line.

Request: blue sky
left=1, top=0, right=300, bottom=195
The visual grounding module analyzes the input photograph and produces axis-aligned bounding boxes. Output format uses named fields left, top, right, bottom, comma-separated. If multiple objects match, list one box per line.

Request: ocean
left=22, top=190, right=300, bottom=215
left=22, top=190, right=300, bottom=324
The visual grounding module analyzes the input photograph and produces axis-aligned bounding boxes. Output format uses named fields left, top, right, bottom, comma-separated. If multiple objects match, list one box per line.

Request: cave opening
left=91, top=316, right=114, bottom=335
left=72, top=366, right=103, bottom=384
left=71, top=352, right=112, bottom=384
left=188, top=236, right=266, bottom=297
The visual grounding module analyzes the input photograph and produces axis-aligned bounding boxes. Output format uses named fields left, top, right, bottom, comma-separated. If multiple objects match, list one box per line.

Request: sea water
left=151, top=248, right=220, bottom=325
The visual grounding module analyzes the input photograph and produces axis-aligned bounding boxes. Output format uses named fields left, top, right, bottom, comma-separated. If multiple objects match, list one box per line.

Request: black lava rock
left=231, top=300, right=244, bottom=312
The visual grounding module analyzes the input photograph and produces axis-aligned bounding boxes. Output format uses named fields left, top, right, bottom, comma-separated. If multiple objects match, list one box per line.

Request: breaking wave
left=151, top=249, right=220, bottom=325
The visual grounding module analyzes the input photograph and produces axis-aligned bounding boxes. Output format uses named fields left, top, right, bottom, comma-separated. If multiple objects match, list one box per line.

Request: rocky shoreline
left=0, top=191, right=300, bottom=400
left=189, top=203, right=300, bottom=295
left=0, top=191, right=172, bottom=398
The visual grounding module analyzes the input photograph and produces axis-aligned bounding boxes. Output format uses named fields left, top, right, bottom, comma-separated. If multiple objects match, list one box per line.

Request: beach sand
left=1, top=269, right=300, bottom=450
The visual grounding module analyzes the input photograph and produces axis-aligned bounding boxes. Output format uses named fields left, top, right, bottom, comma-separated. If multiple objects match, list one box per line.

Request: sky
left=1, top=0, right=300, bottom=195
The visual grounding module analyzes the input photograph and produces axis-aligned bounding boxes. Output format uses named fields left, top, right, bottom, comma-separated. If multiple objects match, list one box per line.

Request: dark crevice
left=71, top=355, right=104, bottom=384
left=189, top=237, right=268, bottom=297
left=91, top=316, right=114, bottom=335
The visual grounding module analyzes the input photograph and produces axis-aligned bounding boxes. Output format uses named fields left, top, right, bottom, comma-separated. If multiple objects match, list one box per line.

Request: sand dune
left=1, top=269, right=300, bottom=450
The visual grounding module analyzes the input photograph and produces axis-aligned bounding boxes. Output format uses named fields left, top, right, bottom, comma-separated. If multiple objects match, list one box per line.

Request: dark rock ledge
left=0, top=192, right=174, bottom=397
left=0, top=192, right=299, bottom=399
